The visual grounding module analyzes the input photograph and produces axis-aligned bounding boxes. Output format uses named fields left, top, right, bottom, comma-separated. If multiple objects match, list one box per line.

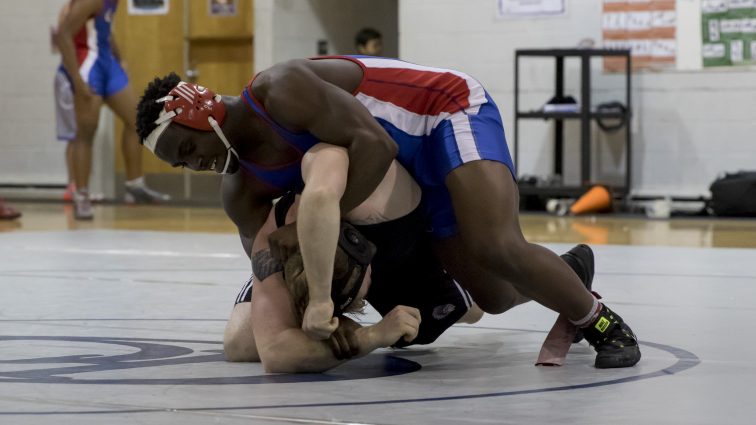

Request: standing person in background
left=354, top=28, right=383, bottom=56
left=52, top=2, right=77, bottom=202
left=55, top=0, right=169, bottom=220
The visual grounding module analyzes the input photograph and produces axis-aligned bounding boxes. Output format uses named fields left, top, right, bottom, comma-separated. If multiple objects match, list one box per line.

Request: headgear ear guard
left=142, top=81, right=239, bottom=174
left=331, top=221, right=376, bottom=315
left=273, top=192, right=376, bottom=316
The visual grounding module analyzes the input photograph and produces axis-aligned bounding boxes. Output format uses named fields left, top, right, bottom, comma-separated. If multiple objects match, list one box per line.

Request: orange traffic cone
left=569, top=185, right=613, bottom=215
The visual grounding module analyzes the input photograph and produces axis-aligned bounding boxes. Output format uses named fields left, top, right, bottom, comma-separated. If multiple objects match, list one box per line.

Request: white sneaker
left=124, top=185, right=171, bottom=204
left=73, top=191, right=93, bottom=220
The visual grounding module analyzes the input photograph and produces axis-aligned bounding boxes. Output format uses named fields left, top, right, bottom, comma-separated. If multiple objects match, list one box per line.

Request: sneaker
left=124, top=185, right=171, bottom=204
left=63, top=182, right=76, bottom=203
left=73, top=191, right=93, bottom=220
left=560, top=244, right=594, bottom=343
left=0, top=199, right=21, bottom=220
left=581, top=304, right=641, bottom=368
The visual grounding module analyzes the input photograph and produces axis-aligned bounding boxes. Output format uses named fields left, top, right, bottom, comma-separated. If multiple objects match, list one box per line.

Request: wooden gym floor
left=3, top=201, right=756, bottom=248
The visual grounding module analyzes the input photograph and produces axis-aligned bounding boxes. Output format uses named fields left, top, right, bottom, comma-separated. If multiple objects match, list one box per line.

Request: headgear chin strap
left=142, top=81, right=239, bottom=174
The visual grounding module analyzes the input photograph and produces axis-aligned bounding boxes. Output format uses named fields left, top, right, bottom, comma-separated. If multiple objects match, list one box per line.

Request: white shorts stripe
left=450, top=113, right=482, bottom=163
left=452, top=279, right=473, bottom=309
left=235, top=275, right=254, bottom=304
left=355, top=92, right=450, bottom=136
left=78, top=20, right=99, bottom=84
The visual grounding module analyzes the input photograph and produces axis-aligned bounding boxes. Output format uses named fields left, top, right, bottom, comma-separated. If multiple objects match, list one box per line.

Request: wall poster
left=602, top=0, right=676, bottom=71
left=497, top=0, right=566, bottom=18
left=702, top=0, right=756, bottom=67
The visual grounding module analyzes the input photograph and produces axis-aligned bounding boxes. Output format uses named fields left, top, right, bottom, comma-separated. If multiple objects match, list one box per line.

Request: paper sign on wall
left=602, top=0, right=677, bottom=71
left=497, top=0, right=565, bottom=17
left=702, top=0, right=756, bottom=67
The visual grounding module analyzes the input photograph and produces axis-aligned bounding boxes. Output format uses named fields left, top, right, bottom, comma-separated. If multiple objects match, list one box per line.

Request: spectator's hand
left=328, top=317, right=361, bottom=360
left=372, top=305, right=421, bottom=346
left=269, top=223, right=299, bottom=261
left=302, top=298, right=338, bottom=340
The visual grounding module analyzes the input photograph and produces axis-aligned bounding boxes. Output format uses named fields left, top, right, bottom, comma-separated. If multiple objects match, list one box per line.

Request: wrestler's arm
left=51, top=2, right=71, bottom=53
left=221, top=172, right=272, bottom=259
left=252, top=59, right=398, bottom=213
left=296, top=144, right=349, bottom=339
left=249, top=204, right=420, bottom=372
left=221, top=173, right=274, bottom=362
left=56, top=0, right=102, bottom=97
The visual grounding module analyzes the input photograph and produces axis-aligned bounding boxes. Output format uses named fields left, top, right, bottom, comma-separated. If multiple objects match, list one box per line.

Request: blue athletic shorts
left=79, top=53, right=129, bottom=98
left=400, top=93, right=516, bottom=239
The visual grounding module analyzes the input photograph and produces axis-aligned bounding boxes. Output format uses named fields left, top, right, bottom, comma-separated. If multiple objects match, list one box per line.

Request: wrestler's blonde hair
left=283, top=249, right=367, bottom=324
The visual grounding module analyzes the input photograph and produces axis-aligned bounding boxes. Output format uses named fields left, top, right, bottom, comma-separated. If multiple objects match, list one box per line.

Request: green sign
left=702, top=0, right=756, bottom=67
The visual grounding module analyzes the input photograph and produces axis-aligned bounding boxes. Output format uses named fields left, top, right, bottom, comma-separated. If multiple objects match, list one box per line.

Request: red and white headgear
left=143, top=81, right=239, bottom=174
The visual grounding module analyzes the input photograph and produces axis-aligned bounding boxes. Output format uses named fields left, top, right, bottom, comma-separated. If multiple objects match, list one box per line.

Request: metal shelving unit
left=514, top=48, right=632, bottom=198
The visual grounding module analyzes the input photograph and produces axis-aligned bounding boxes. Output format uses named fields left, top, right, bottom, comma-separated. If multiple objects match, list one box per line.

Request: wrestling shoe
left=559, top=244, right=594, bottom=343
left=73, top=190, right=93, bottom=220
left=581, top=304, right=641, bottom=368
left=124, top=184, right=171, bottom=204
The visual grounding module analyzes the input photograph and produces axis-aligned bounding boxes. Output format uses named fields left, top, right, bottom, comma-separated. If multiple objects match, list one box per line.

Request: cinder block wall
left=399, top=0, right=756, bottom=198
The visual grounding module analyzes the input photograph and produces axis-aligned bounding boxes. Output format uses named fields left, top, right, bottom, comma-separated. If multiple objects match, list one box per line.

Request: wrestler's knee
left=223, top=329, right=259, bottom=362
left=74, top=121, right=98, bottom=143
left=462, top=230, right=530, bottom=280
left=223, top=312, right=259, bottom=362
left=473, top=280, right=523, bottom=314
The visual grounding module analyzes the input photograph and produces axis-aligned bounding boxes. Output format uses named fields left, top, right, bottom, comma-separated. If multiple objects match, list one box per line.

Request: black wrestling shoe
left=560, top=244, right=594, bottom=343
left=581, top=304, right=641, bottom=368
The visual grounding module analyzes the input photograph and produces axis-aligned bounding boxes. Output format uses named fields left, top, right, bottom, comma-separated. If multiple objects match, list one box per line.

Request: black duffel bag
left=709, top=171, right=756, bottom=217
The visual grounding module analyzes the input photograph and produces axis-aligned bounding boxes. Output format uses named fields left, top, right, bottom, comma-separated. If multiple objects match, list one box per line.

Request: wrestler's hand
left=269, top=223, right=299, bottom=261
left=328, top=316, right=361, bottom=360
left=302, top=299, right=339, bottom=340
left=371, top=305, right=421, bottom=347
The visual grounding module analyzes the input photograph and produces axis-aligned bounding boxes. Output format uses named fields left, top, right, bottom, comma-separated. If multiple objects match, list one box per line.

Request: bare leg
left=434, top=235, right=530, bottom=313
left=72, top=93, right=103, bottom=191
left=65, top=142, right=74, bottom=184
left=442, top=160, right=594, bottom=320
left=224, top=303, right=260, bottom=362
left=105, top=84, right=142, bottom=181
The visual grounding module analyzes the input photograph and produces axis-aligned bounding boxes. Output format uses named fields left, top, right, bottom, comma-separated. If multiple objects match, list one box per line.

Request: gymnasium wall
left=399, top=0, right=756, bottom=198
left=0, top=0, right=113, bottom=196
left=4, top=1, right=753, bottom=200
left=255, top=0, right=398, bottom=72
left=0, top=0, right=71, bottom=186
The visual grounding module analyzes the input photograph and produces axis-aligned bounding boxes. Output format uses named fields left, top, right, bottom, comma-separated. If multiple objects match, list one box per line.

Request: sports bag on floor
left=709, top=171, right=756, bottom=217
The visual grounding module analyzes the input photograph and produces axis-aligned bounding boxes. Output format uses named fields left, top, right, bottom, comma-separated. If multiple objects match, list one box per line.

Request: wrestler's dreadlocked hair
left=136, top=72, right=182, bottom=142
